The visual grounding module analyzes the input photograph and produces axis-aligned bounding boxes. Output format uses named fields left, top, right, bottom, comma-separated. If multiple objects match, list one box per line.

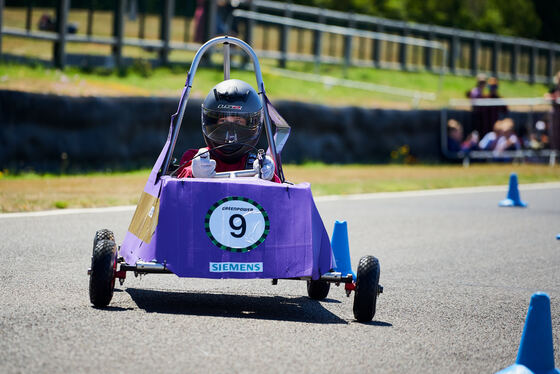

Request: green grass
left=0, top=168, right=151, bottom=180
left=1, top=164, right=558, bottom=212
left=54, top=200, right=69, bottom=209
left=1, top=6, right=552, bottom=108
left=284, top=163, right=560, bottom=196
left=0, top=60, right=550, bottom=109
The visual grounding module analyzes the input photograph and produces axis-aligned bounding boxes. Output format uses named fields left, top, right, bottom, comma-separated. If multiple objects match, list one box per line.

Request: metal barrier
left=441, top=98, right=559, bottom=166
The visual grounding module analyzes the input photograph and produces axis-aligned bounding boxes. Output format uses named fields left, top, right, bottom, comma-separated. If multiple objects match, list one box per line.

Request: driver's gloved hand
left=192, top=148, right=216, bottom=178
left=253, top=155, right=275, bottom=181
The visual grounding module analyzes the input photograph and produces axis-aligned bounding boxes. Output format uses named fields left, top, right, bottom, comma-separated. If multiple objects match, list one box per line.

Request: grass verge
left=0, top=60, right=549, bottom=109
left=0, top=164, right=558, bottom=213
left=1, top=7, right=550, bottom=107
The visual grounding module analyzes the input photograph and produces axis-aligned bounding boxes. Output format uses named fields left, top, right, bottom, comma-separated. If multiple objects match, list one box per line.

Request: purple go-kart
left=88, top=36, right=382, bottom=322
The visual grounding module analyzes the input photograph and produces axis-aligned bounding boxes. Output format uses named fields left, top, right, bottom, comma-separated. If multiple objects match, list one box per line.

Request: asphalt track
left=1, top=183, right=559, bottom=373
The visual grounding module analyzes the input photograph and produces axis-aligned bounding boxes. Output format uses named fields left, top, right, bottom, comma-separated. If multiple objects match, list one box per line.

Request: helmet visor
left=202, top=108, right=263, bottom=147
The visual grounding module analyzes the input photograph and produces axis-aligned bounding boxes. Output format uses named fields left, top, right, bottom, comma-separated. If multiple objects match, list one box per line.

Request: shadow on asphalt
left=362, top=320, right=392, bottom=327
left=321, top=298, right=342, bottom=304
left=93, top=305, right=134, bottom=312
left=125, top=287, right=347, bottom=324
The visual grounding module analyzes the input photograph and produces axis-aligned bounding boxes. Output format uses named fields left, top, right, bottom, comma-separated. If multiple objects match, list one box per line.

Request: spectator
left=38, top=14, right=56, bottom=31
left=478, top=120, right=504, bottom=151
left=524, top=119, right=550, bottom=150
left=38, top=13, right=77, bottom=34
left=194, top=0, right=242, bottom=43
left=216, top=0, right=230, bottom=35
left=486, top=77, right=508, bottom=114
left=479, top=118, right=521, bottom=162
left=447, top=119, right=464, bottom=153
left=480, top=76, right=509, bottom=136
left=536, top=119, right=550, bottom=148
left=486, top=77, right=500, bottom=98
left=494, top=118, right=521, bottom=153
left=467, top=74, right=487, bottom=136
left=545, top=71, right=560, bottom=151
left=216, top=0, right=241, bottom=36
left=462, top=129, right=480, bottom=152
left=546, top=71, right=560, bottom=99
left=193, top=0, right=206, bottom=43
left=447, top=119, right=479, bottom=153
left=467, top=73, right=487, bottom=99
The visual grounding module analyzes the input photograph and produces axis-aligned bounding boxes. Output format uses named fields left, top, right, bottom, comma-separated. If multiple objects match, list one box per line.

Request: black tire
left=307, top=279, right=330, bottom=300
left=353, top=255, right=380, bottom=322
left=93, top=229, right=115, bottom=251
left=89, top=239, right=117, bottom=307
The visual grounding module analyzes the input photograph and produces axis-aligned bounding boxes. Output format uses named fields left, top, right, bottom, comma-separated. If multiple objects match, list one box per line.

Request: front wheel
left=307, top=279, right=330, bottom=300
left=89, top=239, right=117, bottom=307
left=93, top=229, right=115, bottom=251
left=353, top=255, right=380, bottom=322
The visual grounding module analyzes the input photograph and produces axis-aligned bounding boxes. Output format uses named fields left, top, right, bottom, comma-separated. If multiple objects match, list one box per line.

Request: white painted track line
left=314, top=181, right=560, bottom=202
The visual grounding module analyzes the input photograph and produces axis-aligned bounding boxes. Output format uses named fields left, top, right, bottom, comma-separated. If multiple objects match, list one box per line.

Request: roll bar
left=161, top=36, right=281, bottom=180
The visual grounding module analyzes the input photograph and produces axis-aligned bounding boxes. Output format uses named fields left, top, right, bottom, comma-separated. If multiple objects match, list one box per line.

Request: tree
left=288, top=0, right=545, bottom=40
left=533, top=0, right=560, bottom=42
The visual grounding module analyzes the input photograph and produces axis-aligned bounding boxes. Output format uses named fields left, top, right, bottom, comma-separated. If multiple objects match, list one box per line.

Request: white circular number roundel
left=205, top=197, right=270, bottom=253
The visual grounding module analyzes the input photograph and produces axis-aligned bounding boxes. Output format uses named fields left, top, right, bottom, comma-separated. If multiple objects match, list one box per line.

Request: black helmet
left=201, top=79, right=263, bottom=162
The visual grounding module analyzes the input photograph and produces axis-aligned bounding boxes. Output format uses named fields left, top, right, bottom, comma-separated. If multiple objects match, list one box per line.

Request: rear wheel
left=353, top=255, right=380, bottom=322
left=89, top=239, right=117, bottom=307
left=307, top=279, right=330, bottom=300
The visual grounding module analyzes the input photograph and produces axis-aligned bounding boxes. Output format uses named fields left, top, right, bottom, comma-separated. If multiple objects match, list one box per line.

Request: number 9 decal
left=205, top=197, right=270, bottom=253
left=229, top=214, right=246, bottom=238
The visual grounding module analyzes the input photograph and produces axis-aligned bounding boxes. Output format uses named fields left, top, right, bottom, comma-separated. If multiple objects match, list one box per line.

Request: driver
left=176, top=79, right=279, bottom=182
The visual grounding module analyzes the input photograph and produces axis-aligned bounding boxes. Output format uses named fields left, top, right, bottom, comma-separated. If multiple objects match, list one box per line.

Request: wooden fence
left=1, top=0, right=559, bottom=84
left=248, top=0, right=560, bottom=84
